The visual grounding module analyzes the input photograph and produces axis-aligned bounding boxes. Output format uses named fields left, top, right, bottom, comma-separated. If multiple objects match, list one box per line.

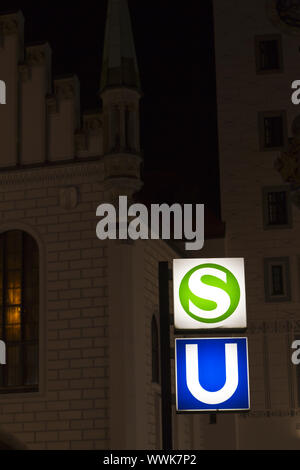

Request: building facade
left=0, top=1, right=206, bottom=450
left=213, top=0, right=300, bottom=450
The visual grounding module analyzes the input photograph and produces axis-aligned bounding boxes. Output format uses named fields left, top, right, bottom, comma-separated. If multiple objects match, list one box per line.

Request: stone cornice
left=247, top=319, right=300, bottom=334
left=240, top=409, right=300, bottom=418
left=0, top=159, right=104, bottom=187
left=101, top=87, right=141, bottom=105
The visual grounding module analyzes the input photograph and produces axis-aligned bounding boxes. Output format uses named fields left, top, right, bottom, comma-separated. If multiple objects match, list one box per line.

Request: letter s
left=188, top=268, right=231, bottom=320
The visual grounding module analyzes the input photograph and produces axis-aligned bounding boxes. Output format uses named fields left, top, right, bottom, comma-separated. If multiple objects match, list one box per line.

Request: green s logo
left=179, top=263, right=240, bottom=324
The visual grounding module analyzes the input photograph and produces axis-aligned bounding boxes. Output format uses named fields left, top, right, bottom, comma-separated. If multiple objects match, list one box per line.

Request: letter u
left=185, top=343, right=239, bottom=405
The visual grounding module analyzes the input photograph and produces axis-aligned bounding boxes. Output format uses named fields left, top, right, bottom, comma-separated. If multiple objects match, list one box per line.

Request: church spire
left=101, top=0, right=141, bottom=92
left=100, top=0, right=143, bottom=204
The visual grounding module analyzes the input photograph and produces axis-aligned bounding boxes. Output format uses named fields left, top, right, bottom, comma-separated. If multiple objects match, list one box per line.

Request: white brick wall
left=0, top=161, right=109, bottom=450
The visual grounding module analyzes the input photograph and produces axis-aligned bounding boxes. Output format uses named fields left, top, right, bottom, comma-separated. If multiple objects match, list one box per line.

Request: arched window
left=151, top=315, right=160, bottom=384
left=0, top=230, right=39, bottom=392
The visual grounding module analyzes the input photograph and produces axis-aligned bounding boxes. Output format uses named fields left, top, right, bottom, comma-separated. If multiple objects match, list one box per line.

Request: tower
left=100, top=0, right=142, bottom=204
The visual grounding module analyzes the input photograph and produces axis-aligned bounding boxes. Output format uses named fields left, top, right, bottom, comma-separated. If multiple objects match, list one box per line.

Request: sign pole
left=158, top=261, right=173, bottom=450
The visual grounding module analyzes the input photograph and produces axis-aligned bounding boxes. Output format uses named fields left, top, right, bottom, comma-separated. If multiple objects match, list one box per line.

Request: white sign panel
left=173, top=258, right=247, bottom=330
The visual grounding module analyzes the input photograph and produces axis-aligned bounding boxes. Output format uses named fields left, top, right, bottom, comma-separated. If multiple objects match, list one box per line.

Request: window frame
left=0, top=230, right=40, bottom=394
left=262, top=186, right=293, bottom=230
left=0, top=229, right=42, bottom=394
left=264, top=257, right=291, bottom=303
left=258, top=110, right=288, bottom=151
left=255, top=34, right=283, bottom=75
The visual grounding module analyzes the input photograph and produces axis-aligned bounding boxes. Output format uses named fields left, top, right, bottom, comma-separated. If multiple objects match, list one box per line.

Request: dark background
left=1, top=1, right=220, bottom=219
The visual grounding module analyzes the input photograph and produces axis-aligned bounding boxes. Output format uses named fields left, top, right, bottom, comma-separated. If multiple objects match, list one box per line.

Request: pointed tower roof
left=100, top=0, right=141, bottom=92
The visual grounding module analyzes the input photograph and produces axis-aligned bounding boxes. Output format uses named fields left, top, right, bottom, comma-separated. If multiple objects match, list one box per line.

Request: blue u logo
left=175, top=338, right=250, bottom=412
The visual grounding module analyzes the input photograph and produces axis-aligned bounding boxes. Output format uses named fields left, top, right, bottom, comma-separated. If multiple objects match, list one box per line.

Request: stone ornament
left=275, top=142, right=300, bottom=183
left=0, top=18, right=19, bottom=36
left=275, top=115, right=300, bottom=207
left=54, top=78, right=78, bottom=100
left=84, top=115, right=102, bottom=133
left=267, top=0, right=300, bottom=35
left=26, top=49, right=46, bottom=66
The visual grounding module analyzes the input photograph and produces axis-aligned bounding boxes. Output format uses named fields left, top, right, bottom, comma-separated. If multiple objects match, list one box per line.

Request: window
left=0, top=231, right=39, bottom=393
left=151, top=316, right=160, bottom=384
left=267, top=191, right=287, bottom=225
left=271, top=265, right=284, bottom=295
left=263, top=186, right=292, bottom=229
left=264, top=257, right=291, bottom=302
left=125, top=107, right=136, bottom=152
left=259, top=40, right=279, bottom=70
left=255, top=35, right=283, bottom=73
left=264, top=116, right=284, bottom=148
left=258, top=111, right=287, bottom=151
left=110, top=106, right=121, bottom=152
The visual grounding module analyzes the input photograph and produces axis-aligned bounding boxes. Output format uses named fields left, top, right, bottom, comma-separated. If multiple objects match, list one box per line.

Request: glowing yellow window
left=0, top=230, right=39, bottom=392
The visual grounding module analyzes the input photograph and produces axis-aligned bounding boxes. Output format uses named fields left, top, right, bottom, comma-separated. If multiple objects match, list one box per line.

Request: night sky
left=1, top=1, right=221, bottom=221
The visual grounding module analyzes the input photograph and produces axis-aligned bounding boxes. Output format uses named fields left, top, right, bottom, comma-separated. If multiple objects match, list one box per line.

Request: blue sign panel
left=175, top=337, right=250, bottom=412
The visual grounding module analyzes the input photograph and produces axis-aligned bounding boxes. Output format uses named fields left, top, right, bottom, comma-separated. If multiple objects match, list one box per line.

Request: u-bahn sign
left=175, top=337, right=250, bottom=412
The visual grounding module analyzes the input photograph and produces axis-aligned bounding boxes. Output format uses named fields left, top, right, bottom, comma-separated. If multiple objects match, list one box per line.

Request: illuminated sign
left=175, top=337, right=250, bottom=412
left=173, top=258, right=247, bottom=330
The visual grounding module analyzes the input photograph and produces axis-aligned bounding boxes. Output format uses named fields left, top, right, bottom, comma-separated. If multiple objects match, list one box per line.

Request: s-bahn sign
left=173, top=258, right=247, bottom=330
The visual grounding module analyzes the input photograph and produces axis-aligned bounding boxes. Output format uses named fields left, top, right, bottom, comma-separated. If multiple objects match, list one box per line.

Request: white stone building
left=0, top=0, right=208, bottom=450
left=212, top=0, right=300, bottom=450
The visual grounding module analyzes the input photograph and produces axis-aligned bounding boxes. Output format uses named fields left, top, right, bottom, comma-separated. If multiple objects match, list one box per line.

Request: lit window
left=0, top=231, right=39, bottom=392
